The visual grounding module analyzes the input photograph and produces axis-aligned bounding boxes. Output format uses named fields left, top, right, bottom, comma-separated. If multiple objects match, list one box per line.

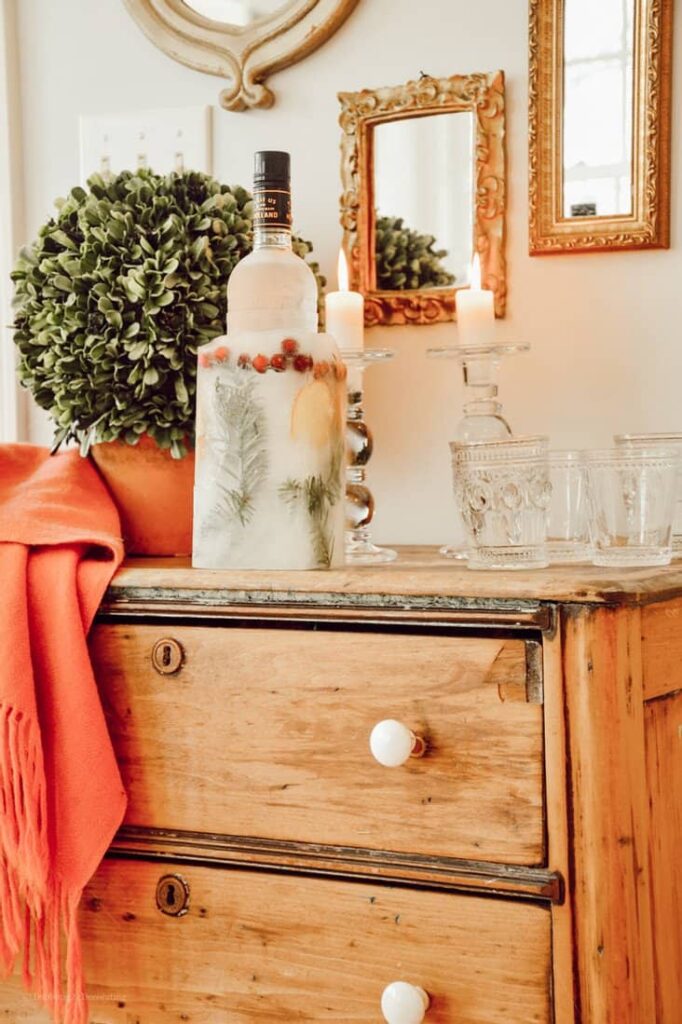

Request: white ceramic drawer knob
left=369, top=719, right=425, bottom=768
left=381, top=981, right=430, bottom=1023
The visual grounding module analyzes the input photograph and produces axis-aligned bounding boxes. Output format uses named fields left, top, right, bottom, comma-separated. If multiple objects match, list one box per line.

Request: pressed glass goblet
left=450, top=435, right=551, bottom=570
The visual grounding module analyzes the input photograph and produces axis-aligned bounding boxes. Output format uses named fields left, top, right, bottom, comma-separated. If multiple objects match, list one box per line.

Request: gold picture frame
left=338, top=71, right=507, bottom=327
left=123, top=0, right=360, bottom=112
left=529, top=0, right=673, bottom=254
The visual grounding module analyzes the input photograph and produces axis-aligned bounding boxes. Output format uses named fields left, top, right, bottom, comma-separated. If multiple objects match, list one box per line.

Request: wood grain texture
left=561, top=605, right=656, bottom=1024
left=542, top=632, right=576, bottom=1024
left=104, top=546, right=682, bottom=610
left=90, top=625, right=545, bottom=865
left=641, top=596, right=682, bottom=699
left=3, top=859, right=553, bottom=1023
left=644, top=690, right=682, bottom=1023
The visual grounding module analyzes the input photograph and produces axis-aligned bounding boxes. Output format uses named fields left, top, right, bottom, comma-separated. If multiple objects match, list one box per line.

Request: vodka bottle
left=192, top=151, right=346, bottom=570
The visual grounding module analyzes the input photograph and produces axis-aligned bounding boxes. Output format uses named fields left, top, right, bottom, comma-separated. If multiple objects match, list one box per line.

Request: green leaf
left=191, top=236, right=207, bottom=260
left=51, top=230, right=77, bottom=251
left=198, top=302, right=219, bottom=319
left=127, top=340, right=148, bottom=360
left=143, top=367, right=159, bottom=386
left=108, top=219, right=125, bottom=241
left=174, top=377, right=188, bottom=404
left=105, top=309, right=123, bottom=329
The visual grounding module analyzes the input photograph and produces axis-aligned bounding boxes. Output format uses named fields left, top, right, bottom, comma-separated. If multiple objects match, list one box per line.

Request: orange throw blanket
left=0, top=445, right=126, bottom=1023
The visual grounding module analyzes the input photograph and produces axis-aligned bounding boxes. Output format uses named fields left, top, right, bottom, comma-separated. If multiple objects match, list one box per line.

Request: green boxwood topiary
left=12, top=169, right=325, bottom=458
left=375, top=214, right=456, bottom=291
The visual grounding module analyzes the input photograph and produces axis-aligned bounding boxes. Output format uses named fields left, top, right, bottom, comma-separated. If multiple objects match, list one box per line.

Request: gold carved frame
left=123, top=0, right=360, bottom=112
left=529, top=0, right=673, bottom=254
left=338, top=72, right=507, bottom=327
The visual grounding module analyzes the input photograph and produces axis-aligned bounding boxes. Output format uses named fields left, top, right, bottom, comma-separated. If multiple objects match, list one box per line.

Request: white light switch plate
left=79, top=106, right=213, bottom=182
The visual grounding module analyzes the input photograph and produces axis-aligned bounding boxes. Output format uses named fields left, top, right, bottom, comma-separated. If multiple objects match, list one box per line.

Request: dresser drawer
left=4, top=858, right=553, bottom=1023
left=92, top=623, right=545, bottom=864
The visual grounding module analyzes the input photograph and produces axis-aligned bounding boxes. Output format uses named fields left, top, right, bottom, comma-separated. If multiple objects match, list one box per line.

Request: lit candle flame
left=470, top=252, right=482, bottom=291
left=337, top=249, right=349, bottom=292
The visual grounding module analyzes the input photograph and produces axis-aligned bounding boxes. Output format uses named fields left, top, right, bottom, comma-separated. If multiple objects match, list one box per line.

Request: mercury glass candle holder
left=428, top=342, right=530, bottom=558
left=341, top=348, right=396, bottom=564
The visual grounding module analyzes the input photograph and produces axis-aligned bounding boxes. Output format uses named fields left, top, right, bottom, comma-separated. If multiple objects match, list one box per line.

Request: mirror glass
left=183, top=0, right=292, bottom=27
left=372, top=111, right=474, bottom=291
left=562, top=0, right=635, bottom=218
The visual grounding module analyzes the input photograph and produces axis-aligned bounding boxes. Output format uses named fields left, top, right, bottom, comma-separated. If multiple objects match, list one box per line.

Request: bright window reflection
left=562, top=0, right=634, bottom=218
left=373, top=112, right=474, bottom=290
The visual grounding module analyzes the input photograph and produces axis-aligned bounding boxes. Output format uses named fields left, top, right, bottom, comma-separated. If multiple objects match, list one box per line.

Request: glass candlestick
left=428, top=342, right=530, bottom=558
left=342, top=348, right=396, bottom=564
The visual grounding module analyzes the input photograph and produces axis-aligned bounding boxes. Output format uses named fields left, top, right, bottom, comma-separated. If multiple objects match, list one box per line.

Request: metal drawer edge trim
left=110, top=826, right=563, bottom=904
left=98, top=588, right=554, bottom=631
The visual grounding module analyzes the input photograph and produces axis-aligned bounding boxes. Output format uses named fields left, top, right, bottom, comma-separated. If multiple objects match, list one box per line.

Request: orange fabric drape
left=0, top=445, right=126, bottom=1022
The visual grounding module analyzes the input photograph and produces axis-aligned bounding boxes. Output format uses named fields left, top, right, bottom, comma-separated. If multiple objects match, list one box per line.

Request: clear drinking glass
left=615, top=432, right=682, bottom=553
left=450, top=436, right=551, bottom=570
left=547, top=451, right=591, bottom=563
left=586, top=448, right=680, bottom=567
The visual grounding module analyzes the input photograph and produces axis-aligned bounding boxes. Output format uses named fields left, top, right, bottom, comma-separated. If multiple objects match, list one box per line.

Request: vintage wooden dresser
left=3, top=547, right=681, bottom=1023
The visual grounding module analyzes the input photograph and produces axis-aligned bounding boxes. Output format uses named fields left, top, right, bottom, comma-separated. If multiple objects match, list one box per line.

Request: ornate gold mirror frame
left=123, top=0, right=360, bottom=111
left=339, top=72, right=506, bottom=327
left=529, top=0, right=673, bottom=254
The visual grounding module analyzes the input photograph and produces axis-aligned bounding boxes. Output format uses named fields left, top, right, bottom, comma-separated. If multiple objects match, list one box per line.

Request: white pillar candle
left=456, top=253, right=496, bottom=348
left=325, top=250, right=364, bottom=352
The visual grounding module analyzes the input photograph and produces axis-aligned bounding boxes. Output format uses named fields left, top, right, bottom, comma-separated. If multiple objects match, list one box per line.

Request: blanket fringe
left=0, top=704, right=87, bottom=1024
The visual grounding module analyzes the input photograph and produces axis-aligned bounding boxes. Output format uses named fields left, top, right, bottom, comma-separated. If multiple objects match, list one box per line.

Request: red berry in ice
left=281, top=337, right=299, bottom=356
left=252, top=354, right=269, bottom=373
left=293, top=354, right=313, bottom=372
left=270, top=353, right=286, bottom=372
left=237, top=353, right=251, bottom=369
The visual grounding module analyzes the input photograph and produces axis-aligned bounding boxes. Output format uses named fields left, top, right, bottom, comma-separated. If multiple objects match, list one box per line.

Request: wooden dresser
left=3, top=547, right=681, bottom=1023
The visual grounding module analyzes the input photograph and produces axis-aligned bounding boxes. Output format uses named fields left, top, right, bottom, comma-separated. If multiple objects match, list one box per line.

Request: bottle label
left=253, top=187, right=292, bottom=230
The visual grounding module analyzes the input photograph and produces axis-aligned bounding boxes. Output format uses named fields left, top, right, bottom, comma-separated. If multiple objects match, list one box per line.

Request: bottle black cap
left=254, top=151, right=290, bottom=189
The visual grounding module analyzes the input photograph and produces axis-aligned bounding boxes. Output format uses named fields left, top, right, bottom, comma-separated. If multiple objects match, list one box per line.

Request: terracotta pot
left=91, top=435, right=194, bottom=556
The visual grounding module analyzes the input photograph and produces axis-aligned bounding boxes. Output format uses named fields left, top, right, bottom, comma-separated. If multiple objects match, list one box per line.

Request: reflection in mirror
left=563, top=0, right=635, bottom=218
left=340, top=72, right=506, bottom=325
left=183, top=0, right=291, bottom=28
left=373, top=113, right=474, bottom=291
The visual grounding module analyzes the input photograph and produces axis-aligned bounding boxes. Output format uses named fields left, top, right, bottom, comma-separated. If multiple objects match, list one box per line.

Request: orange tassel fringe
left=0, top=703, right=87, bottom=1024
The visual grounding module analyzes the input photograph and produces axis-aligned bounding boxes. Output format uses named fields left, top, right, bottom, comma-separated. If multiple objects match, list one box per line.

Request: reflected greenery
left=375, top=215, right=456, bottom=291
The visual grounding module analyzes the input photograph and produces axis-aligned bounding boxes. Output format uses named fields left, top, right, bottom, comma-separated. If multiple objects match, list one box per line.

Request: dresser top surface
left=104, top=545, right=682, bottom=612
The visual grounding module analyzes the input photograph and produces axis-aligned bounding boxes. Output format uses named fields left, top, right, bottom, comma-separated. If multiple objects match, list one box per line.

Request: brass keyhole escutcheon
left=155, top=874, right=190, bottom=917
left=151, top=638, right=184, bottom=675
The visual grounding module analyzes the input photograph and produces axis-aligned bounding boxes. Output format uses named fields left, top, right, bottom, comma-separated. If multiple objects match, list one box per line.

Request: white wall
left=0, top=0, right=26, bottom=441
left=14, top=0, right=682, bottom=546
